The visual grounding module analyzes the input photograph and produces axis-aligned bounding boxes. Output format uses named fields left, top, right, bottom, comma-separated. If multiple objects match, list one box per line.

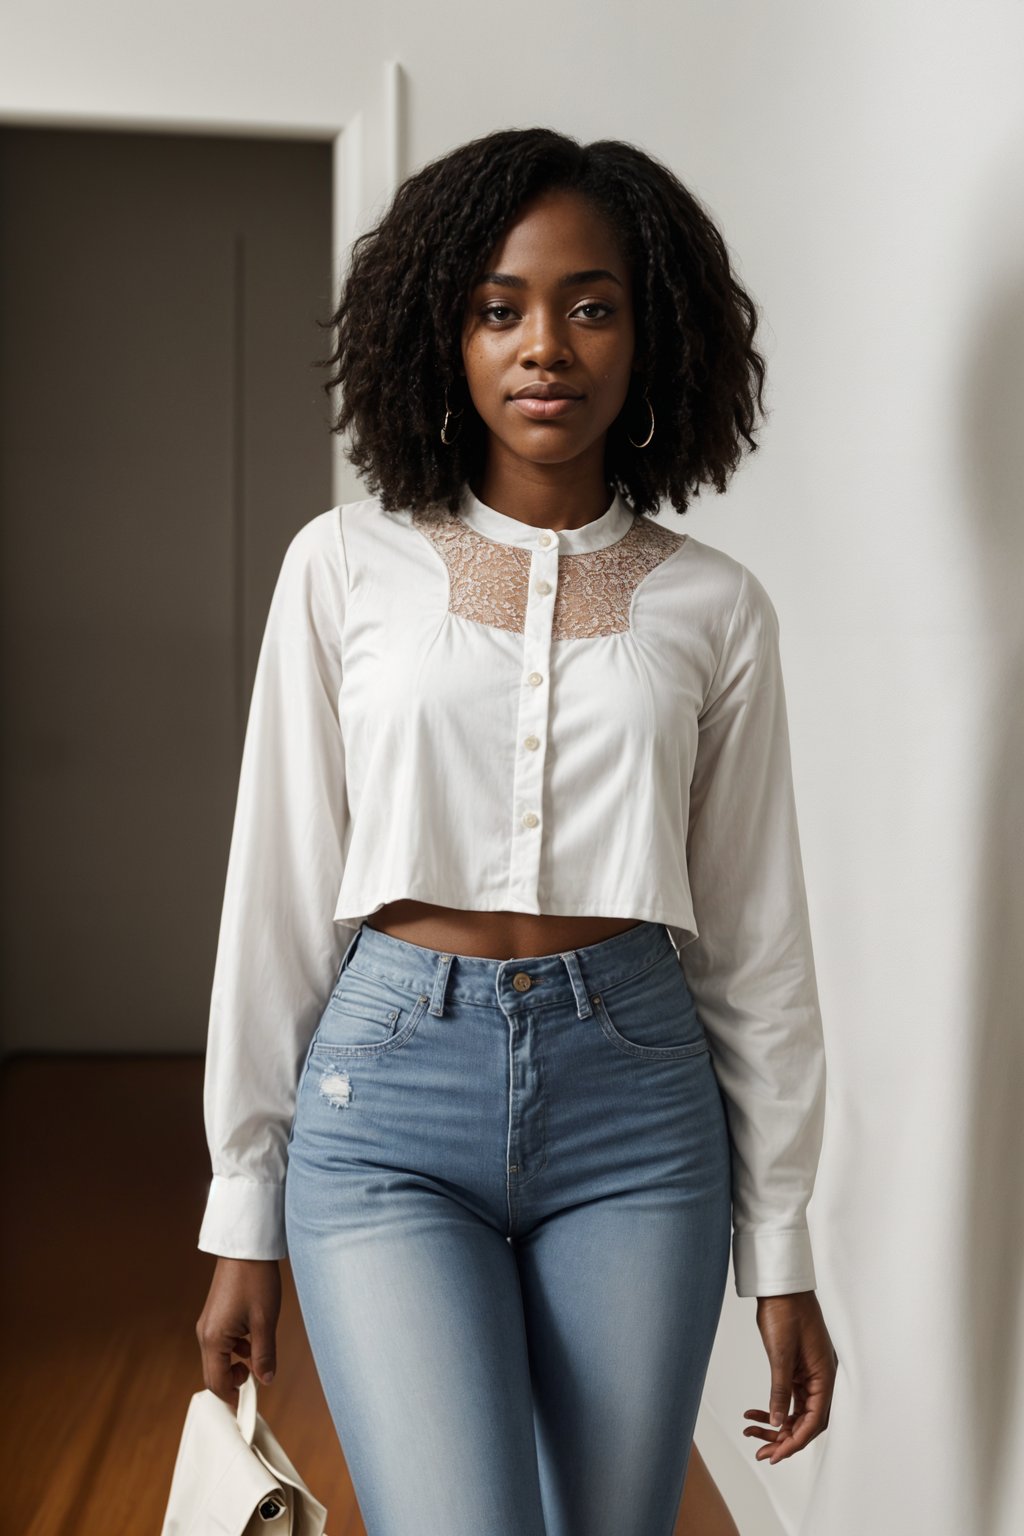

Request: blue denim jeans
left=284, top=919, right=732, bottom=1536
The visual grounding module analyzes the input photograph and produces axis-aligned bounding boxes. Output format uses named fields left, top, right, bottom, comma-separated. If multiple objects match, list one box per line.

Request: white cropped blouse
left=198, top=482, right=827, bottom=1298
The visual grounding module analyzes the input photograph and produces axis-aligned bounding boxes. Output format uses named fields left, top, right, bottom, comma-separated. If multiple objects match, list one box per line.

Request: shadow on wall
left=958, top=146, right=1024, bottom=1536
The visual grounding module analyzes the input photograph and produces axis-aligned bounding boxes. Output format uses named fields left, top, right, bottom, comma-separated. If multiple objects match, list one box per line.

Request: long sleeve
left=197, top=511, right=358, bottom=1260
left=678, top=565, right=827, bottom=1298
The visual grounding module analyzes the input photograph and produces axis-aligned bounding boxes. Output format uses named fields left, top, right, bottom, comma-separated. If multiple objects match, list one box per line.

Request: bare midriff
left=365, top=898, right=644, bottom=962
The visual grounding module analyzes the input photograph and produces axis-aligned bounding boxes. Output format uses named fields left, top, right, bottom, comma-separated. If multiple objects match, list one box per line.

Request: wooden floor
left=0, top=1055, right=738, bottom=1535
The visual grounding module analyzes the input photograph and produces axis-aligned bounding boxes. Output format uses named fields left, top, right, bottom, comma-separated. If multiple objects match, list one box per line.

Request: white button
left=522, top=811, right=539, bottom=828
left=523, top=735, right=539, bottom=750
left=535, top=580, right=552, bottom=596
left=528, top=671, right=543, bottom=686
left=538, top=533, right=553, bottom=547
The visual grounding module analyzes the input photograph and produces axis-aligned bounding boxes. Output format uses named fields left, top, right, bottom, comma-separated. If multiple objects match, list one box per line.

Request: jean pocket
left=590, top=949, right=709, bottom=1061
left=312, top=966, right=428, bottom=1056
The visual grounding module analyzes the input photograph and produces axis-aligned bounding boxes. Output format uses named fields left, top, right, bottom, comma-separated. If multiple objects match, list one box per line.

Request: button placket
left=507, top=531, right=558, bottom=907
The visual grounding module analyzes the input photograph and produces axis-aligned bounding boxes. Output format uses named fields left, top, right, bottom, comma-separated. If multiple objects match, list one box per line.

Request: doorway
left=0, top=124, right=335, bottom=1054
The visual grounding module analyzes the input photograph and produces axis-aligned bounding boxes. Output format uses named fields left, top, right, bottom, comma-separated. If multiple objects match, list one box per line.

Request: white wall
left=5, top=4, right=1024, bottom=1532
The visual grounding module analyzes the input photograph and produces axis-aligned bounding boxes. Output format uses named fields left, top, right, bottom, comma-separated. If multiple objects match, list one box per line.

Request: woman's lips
left=509, top=396, right=583, bottom=419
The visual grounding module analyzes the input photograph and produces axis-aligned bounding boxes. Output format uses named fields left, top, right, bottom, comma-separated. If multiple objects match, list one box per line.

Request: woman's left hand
left=743, top=1291, right=838, bottom=1464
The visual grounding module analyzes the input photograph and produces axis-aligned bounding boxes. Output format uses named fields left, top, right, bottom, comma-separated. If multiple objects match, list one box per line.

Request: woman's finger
left=202, top=1341, right=239, bottom=1403
left=756, top=1381, right=831, bottom=1463
left=743, top=1409, right=794, bottom=1441
left=249, top=1311, right=278, bottom=1385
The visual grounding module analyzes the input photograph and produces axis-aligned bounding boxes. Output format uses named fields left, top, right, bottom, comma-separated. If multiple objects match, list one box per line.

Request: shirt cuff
left=197, top=1175, right=287, bottom=1260
left=733, top=1227, right=817, bottom=1298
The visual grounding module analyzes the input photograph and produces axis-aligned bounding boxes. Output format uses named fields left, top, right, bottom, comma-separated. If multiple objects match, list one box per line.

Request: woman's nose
left=518, top=311, right=573, bottom=369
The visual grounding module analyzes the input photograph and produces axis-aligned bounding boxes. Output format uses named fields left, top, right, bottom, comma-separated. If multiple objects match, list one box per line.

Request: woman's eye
left=574, top=302, right=613, bottom=319
left=482, top=304, right=515, bottom=322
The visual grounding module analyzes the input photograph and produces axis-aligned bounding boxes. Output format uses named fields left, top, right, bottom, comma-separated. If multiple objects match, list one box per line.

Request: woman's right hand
left=196, top=1256, right=282, bottom=1405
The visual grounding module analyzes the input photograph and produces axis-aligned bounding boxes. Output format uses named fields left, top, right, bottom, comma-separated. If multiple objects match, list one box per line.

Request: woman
left=196, top=127, right=838, bottom=1536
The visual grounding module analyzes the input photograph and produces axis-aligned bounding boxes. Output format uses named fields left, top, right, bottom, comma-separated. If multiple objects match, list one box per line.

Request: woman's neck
left=471, top=460, right=612, bottom=532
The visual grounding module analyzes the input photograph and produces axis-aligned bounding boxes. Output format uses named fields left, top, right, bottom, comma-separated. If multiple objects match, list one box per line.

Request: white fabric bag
left=160, top=1372, right=329, bottom=1535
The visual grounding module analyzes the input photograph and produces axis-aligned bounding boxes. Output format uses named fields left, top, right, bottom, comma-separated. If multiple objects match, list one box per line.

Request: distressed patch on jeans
left=318, top=1071, right=352, bottom=1108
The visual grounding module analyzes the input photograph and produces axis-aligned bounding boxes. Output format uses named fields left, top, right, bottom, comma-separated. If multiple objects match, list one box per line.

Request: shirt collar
left=457, top=483, right=635, bottom=554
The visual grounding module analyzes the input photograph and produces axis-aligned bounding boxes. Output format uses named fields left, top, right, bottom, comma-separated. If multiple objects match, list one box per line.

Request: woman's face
left=460, top=189, right=637, bottom=474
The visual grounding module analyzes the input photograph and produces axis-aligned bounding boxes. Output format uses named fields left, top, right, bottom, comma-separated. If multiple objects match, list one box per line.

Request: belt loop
left=428, top=951, right=454, bottom=1017
left=333, top=924, right=362, bottom=986
left=559, top=950, right=593, bottom=1019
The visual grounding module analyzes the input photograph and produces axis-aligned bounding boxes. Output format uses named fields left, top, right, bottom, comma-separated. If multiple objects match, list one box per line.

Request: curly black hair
left=317, top=127, right=768, bottom=517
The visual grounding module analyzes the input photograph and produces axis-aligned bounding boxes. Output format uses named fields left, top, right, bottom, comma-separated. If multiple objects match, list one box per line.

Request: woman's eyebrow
left=474, top=268, right=624, bottom=290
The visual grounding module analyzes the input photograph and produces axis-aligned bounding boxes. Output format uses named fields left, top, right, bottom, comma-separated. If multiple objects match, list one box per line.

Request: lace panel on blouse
left=412, top=507, right=686, bottom=639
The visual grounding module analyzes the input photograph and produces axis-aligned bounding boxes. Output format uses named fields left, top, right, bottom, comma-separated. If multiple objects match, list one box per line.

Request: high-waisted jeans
left=284, top=918, right=732, bottom=1536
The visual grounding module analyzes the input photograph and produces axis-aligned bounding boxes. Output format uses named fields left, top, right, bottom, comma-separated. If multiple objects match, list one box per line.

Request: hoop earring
left=627, top=384, right=655, bottom=449
left=440, top=383, right=464, bottom=445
